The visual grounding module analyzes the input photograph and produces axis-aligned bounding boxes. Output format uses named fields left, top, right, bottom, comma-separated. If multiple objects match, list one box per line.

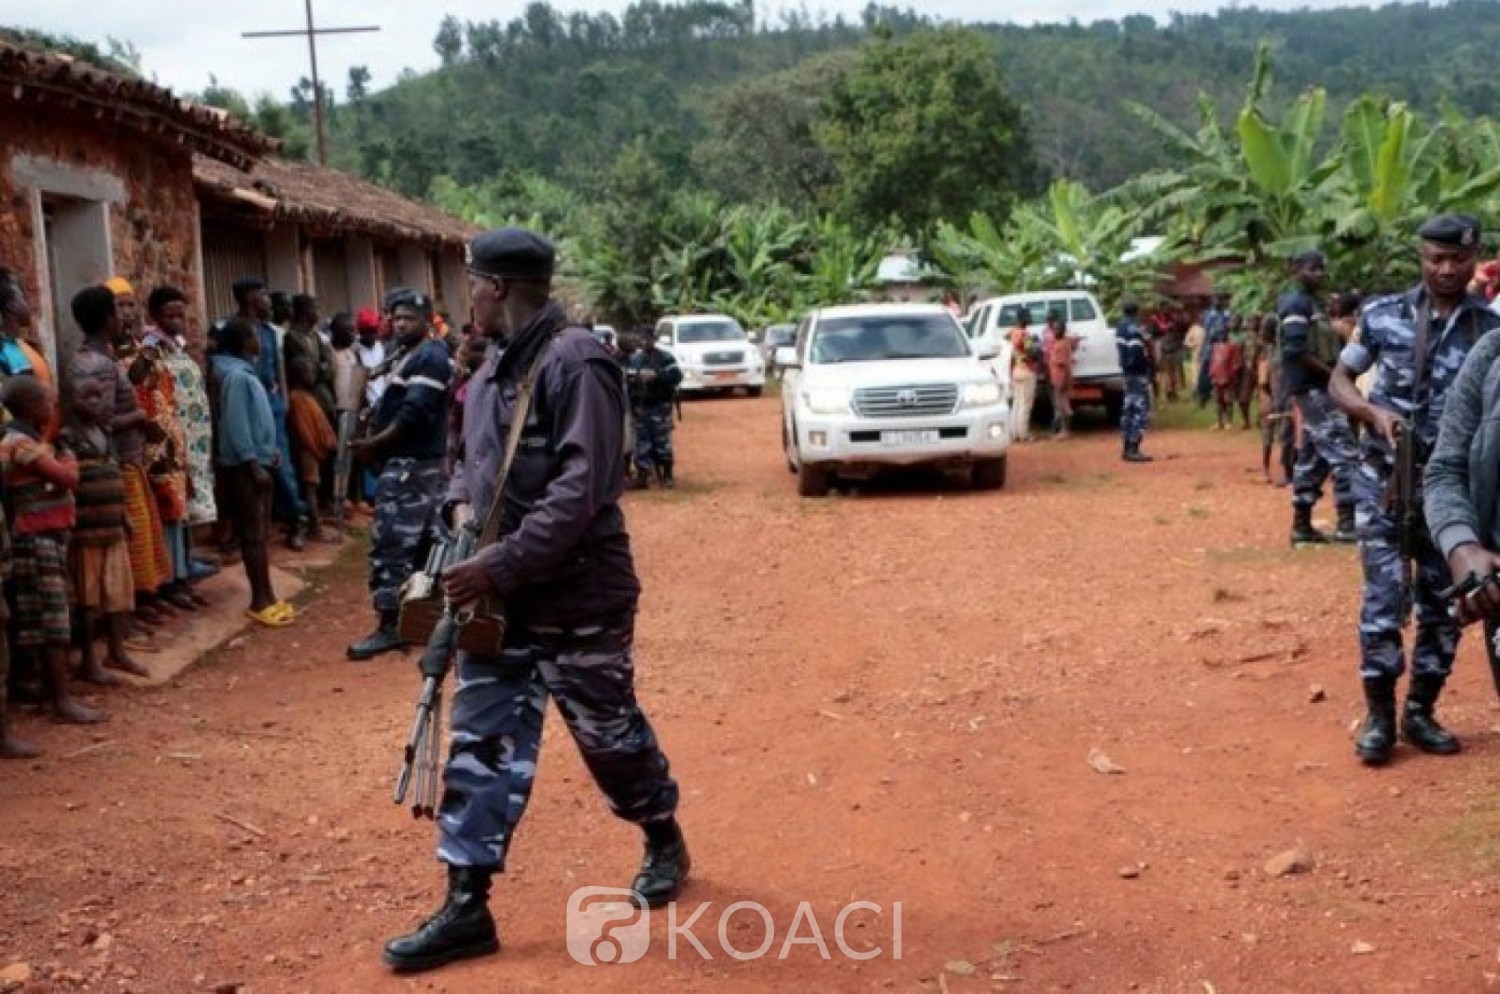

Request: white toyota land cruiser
left=777, top=303, right=1011, bottom=497
left=654, top=313, right=766, bottom=397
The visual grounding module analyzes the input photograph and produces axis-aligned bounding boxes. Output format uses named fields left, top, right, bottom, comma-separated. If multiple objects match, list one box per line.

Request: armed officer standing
left=1280, top=251, right=1360, bottom=545
left=1329, top=215, right=1500, bottom=765
left=626, top=332, right=683, bottom=489
left=382, top=228, right=686, bottom=973
left=1116, top=300, right=1154, bottom=462
left=347, top=288, right=452, bottom=660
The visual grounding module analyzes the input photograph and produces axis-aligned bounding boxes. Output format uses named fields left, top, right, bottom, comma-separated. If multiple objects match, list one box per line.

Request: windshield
left=678, top=320, right=747, bottom=344
left=996, top=298, right=1097, bottom=327
left=767, top=325, right=795, bottom=346
left=809, top=313, right=970, bottom=363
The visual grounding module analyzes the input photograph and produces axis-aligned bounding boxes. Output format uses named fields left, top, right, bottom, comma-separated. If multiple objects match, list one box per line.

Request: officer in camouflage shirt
left=1329, top=213, right=1500, bottom=766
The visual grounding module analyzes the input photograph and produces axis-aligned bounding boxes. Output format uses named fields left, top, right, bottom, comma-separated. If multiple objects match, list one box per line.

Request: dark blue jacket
left=1116, top=317, right=1151, bottom=376
left=372, top=338, right=453, bottom=460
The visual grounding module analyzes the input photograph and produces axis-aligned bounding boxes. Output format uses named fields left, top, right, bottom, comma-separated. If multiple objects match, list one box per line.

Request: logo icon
left=566, top=887, right=650, bottom=965
left=896, top=389, right=919, bottom=407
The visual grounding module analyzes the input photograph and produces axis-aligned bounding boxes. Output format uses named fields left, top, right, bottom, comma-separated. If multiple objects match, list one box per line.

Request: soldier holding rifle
left=382, top=228, right=686, bottom=974
left=1329, top=214, right=1500, bottom=766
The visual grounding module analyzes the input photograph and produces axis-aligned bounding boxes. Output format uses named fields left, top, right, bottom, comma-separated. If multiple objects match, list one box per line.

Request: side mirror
left=774, top=347, right=800, bottom=369
left=657, top=335, right=671, bottom=348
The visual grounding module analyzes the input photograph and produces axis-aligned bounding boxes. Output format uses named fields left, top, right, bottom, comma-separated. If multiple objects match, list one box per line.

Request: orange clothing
left=1046, top=335, right=1075, bottom=387
left=18, top=339, right=59, bottom=440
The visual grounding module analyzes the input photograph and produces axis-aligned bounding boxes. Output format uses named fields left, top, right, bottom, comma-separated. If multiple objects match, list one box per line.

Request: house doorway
left=41, top=194, right=112, bottom=372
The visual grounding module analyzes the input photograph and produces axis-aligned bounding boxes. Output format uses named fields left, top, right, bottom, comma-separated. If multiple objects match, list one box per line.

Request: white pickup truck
left=654, top=314, right=766, bottom=397
left=777, top=303, right=1011, bottom=496
left=966, top=290, right=1123, bottom=422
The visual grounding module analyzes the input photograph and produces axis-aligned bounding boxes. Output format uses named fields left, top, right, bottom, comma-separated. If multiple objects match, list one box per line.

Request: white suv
left=966, top=290, right=1123, bottom=420
left=655, top=314, right=766, bottom=396
left=777, top=303, right=1011, bottom=496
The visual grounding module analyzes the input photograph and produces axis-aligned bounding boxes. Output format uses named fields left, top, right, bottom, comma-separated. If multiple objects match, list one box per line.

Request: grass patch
left=1154, top=401, right=1221, bottom=432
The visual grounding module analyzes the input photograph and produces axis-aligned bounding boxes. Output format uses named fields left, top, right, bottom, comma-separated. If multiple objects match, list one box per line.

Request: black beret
left=1419, top=213, right=1481, bottom=249
left=466, top=227, right=555, bottom=280
left=1290, top=249, right=1326, bottom=267
left=232, top=276, right=267, bottom=296
left=384, top=286, right=433, bottom=315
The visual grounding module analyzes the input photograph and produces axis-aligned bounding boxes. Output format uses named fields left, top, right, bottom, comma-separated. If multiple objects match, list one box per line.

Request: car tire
left=782, top=423, right=798, bottom=474
left=797, top=461, right=832, bottom=498
left=747, top=385, right=763, bottom=398
left=972, top=457, right=1007, bottom=491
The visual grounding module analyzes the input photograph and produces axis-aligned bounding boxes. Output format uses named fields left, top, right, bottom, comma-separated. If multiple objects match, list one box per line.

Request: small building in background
left=0, top=39, right=476, bottom=365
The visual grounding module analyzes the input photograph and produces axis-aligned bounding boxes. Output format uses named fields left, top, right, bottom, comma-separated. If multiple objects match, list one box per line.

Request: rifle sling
left=476, top=329, right=561, bottom=548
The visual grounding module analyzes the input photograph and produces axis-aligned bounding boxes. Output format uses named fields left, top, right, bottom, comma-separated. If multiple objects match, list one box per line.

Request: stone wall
left=0, top=106, right=205, bottom=353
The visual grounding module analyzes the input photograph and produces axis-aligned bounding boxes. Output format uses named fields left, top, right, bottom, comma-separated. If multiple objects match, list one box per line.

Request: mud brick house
left=0, top=41, right=475, bottom=367
left=192, top=156, right=475, bottom=325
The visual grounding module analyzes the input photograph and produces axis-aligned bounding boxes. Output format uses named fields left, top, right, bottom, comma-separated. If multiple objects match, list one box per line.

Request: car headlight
left=960, top=381, right=1003, bottom=408
left=801, top=386, right=849, bottom=415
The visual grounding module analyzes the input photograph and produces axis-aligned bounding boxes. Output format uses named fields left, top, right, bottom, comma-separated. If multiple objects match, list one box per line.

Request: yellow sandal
left=245, top=605, right=293, bottom=628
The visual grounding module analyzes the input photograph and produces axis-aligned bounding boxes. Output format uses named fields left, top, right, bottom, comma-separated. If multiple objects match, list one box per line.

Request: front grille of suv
left=852, top=384, right=958, bottom=418
left=703, top=351, right=743, bottom=366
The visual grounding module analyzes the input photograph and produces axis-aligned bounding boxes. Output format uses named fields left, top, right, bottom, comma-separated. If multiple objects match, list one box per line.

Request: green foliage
left=818, top=27, right=1034, bottom=236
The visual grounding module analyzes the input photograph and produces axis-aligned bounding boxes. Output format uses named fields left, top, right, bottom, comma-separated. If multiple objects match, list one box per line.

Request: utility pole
left=242, top=0, right=379, bottom=166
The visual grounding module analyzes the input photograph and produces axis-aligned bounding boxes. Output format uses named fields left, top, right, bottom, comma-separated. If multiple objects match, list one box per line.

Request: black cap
left=1418, top=213, right=1481, bottom=250
left=232, top=276, right=267, bottom=297
left=384, top=286, right=432, bottom=316
left=1290, top=249, right=1326, bottom=267
left=466, top=227, right=555, bottom=280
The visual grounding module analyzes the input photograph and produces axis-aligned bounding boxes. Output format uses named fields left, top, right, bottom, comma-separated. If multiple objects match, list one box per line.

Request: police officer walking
left=626, top=331, right=683, bottom=489
left=1116, top=300, right=1154, bottom=462
left=382, top=229, right=686, bottom=973
left=1329, top=214, right=1500, bottom=765
left=1279, top=251, right=1360, bottom=545
left=346, top=288, right=453, bottom=660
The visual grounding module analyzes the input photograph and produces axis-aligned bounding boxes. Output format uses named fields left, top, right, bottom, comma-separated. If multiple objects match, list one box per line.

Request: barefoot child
left=1209, top=324, right=1244, bottom=430
left=60, top=376, right=148, bottom=682
left=0, top=376, right=103, bottom=724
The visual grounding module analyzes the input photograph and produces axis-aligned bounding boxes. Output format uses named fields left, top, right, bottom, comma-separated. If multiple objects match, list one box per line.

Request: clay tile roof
left=0, top=40, right=271, bottom=169
left=193, top=155, right=479, bottom=247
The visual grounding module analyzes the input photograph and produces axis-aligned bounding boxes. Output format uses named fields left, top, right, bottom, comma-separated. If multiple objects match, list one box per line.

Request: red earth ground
left=6, top=395, right=1500, bottom=994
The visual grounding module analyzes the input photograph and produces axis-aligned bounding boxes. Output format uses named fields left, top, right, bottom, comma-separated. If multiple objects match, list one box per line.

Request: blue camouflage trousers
left=369, top=456, right=446, bottom=613
left=1291, top=390, right=1357, bottom=510
left=634, top=403, right=674, bottom=473
left=1120, top=374, right=1151, bottom=446
left=436, top=613, right=680, bottom=869
left=1354, top=460, right=1459, bottom=680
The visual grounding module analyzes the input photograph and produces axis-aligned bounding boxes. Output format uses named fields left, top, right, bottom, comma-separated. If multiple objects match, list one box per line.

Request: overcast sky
left=3, top=0, right=1379, bottom=100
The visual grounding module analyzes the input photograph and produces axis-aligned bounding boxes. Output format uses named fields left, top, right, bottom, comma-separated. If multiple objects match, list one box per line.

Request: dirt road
left=5, top=396, right=1500, bottom=994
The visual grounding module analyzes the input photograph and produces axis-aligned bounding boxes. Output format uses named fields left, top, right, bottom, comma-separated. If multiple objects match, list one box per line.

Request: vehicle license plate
left=881, top=429, right=940, bottom=445
left=712, top=371, right=739, bottom=381
left=1071, top=385, right=1103, bottom=401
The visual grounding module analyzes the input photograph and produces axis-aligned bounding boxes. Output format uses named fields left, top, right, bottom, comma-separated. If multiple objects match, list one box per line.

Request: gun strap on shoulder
left=1410, top=295, right=1434, bottom=419
left=476, top=329, right=562, bottom=547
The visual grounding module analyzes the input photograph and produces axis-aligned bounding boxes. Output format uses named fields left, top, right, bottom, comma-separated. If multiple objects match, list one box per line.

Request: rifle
left=1435, top=568, right=1500, bottom=699
left=392, top=522, right=480, bottom=820
left=1383, top=419, right=1421, bottom=615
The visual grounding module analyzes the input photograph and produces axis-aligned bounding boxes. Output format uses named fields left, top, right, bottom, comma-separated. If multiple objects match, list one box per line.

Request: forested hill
left=325, top=0, right=1500, bottom=204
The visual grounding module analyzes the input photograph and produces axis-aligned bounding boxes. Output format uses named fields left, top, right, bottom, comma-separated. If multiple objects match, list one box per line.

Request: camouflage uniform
left=437, top=615, right=678, bottom=867
left=443, top=303, right=677, bottom=871
left=634, top=404, right=674, bottom=473
left=1121, top=376, right=1150, bottom=446
left=1290, top=390, right=1359, bottom=510
left=370, top=457, right=446, bottom=613
left=1341, top=288, right=1500, bottom=678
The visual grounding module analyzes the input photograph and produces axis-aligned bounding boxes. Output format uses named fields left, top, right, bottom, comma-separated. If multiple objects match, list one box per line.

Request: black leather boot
left=1122, top=441, right=1152, bottom=463
left=1290, top=505, right=1328, bottom=546
left=383, top=866, right=500, bottom=972
left=1354, top=676, right=1397, bottom=765
left=1333, top=503, right=1358, bottom=544
left=632, top=468, right=652, bottom=491
left=1400, top=673, right=1461, bottom=755
left=347, top=611, right=408, bottom=661
left=631, top=818, right=690, bottom=908
left=659, top=459, right=675, bottom=490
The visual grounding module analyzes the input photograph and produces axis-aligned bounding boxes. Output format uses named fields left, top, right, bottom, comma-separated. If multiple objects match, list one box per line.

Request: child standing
left=1045, top=312, right=1075, bottom=439
left=0, top=376, right=102, bottom=724
left=0, top=482, right=38, bottom=757
left=1209, top=324, right=1245, bottom=430
left=212, top=317, right=295, bottom=628
left=61, top=375, right=148, bottom=683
